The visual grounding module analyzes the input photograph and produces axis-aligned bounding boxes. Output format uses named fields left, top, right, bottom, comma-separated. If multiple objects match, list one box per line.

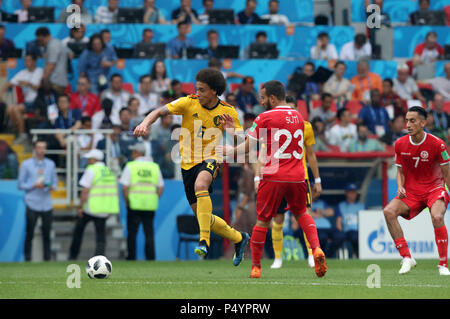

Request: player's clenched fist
left=133, top=122, right=149, bottom=137
left=397, top=186, right=407, bottom=199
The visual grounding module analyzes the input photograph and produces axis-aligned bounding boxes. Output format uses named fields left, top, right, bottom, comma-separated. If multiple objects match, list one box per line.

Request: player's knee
left=383, top=206, right=397, bottom=220
left=431, top=213, right=444, bottom=227
left=194, top=182, right=209, bottom=194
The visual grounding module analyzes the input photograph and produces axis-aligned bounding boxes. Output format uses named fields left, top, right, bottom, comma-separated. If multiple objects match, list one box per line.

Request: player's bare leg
left=429, top=199, right=450, bottom=275
left=383, top=199, right=416, bottom=274
left=270, top=213, right=284, bottom=269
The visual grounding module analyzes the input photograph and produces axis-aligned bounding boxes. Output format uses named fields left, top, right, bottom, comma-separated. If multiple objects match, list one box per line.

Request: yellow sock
left=210, top=215, right=242, bottom=244
left=272, top=221, right=284, bottom=259
left=196, top=191, right=212, bottom=246
left=304, top=232, right=312, bottom=256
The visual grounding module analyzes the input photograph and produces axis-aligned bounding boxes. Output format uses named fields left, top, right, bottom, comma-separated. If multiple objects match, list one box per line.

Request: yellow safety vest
left=84, top=164, right=119, bottom=215
left=127, top=160, right=160, bottom=211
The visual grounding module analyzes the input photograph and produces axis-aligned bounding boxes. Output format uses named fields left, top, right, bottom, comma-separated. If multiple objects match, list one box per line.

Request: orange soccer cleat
left=313, top=247, right=327, bottom=278
left=250, top=266, right=261, bottom=278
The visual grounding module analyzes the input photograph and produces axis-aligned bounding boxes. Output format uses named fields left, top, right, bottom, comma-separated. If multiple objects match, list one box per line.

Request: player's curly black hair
left=195, top=68, right=226, bottom=96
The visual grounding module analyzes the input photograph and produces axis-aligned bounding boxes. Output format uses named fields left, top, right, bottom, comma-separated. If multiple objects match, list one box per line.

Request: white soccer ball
left=86, top=255, right=112, bottom=279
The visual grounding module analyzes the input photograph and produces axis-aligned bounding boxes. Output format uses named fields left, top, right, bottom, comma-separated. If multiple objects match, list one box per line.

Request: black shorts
left=181, top=159, right=219, bottom=205
left=276, top=179, right=312, bottom=214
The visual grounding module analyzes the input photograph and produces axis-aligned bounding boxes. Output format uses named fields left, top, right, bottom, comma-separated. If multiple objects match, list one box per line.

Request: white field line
left=0, top=280, right=444, bottom=289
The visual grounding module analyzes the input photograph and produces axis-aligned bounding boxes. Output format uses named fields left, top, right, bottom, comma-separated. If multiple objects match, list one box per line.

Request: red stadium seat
left=444, top=5, right=450, bottom=25
left=181, top=82, right=196, bottom=95
left=122, top=83, right=134, bottom=94
left=345, top=100, right=363, bottom=116
left=230, top=83, right=241, bottom=92
left=311, top=100, right=337, bottom=112
left=417, top=82, right=433, bottom=91
left=296, top=100, right=308, bottom=121
left=444, top=101, right=450, bottom=113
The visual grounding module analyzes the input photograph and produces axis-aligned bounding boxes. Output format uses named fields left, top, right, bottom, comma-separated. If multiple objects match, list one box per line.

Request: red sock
left=434, top=226, right=448, bottom=267
left=296, top=213, right=320, bottom=249
left=394, top=237, right=411, bottom=259
left=250, top=225, right=268, bottom=268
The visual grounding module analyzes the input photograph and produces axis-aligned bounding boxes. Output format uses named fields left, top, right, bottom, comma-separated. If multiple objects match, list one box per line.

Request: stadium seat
left=297, top=100, right=308, bottom=121
left=122, top=83, right=134, bottom=94
left=176, top=214, right=200, bottom=260
left=181, top=82, right=195, bottom=95
left=311, top=100, right=337, bottom=112
left=345, top=100, right=363, bottom=116
left=417, top=82, right=433, bottom=91
left=445, top=5, right=450, bottom=25
left=444, top=101, right=450, bottom=113
left=229, top=83, right=241, bottom=93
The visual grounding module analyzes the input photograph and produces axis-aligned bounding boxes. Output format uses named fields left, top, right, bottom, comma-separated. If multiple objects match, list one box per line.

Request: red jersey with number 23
left=395, top=133, right=450, bottom=196
left=247, top=105, right=305, bottom=182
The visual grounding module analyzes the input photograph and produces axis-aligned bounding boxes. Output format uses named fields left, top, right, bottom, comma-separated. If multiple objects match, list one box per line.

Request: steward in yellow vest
left=69, top=149, right=119, bottom=260
left=120, top=143, right=164, bottom=260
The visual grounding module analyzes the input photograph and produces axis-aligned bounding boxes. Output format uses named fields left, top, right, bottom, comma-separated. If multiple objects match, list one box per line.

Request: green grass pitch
left=0, top=259, right=449, bottom=299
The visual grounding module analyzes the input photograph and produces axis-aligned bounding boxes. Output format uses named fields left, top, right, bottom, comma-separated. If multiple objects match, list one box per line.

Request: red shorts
left=256, top=180, right=307, bottom=222
left=396, top=187, right=449, bottom=220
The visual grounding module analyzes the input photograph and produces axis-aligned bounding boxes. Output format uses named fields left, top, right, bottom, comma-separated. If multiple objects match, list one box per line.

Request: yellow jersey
left=303, top=121, right=315, bottom=180
left=166, top=95, right=243, bottom=170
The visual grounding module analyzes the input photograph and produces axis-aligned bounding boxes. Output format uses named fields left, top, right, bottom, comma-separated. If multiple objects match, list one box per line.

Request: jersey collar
left=274, top=105, right=293, bottom=109
left=201, top=98, right=221, bottom=111
left=409, top=132, right=427, bottom=146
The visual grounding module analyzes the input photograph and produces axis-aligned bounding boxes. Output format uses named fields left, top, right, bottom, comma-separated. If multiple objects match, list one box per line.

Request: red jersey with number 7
left=394, top=133, right=450, bottom=196
left=247, top=105, right=305, bottom=182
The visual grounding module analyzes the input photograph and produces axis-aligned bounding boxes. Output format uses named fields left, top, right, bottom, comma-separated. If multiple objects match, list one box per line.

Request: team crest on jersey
left=213, top=115, right=221, bottom=126
left=420, top=151, right=429, bottom=159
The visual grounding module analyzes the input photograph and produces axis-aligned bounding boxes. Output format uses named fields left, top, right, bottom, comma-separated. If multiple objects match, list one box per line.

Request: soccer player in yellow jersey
left=254, top=96, right=322, bottom=269
left=134, top=68, right=250, bottom=264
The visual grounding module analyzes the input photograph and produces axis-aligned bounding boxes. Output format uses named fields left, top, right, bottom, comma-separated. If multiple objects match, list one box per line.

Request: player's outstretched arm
left=396, top=166, right=406, bottom=198
left=133, top=105, right=170, bottom=137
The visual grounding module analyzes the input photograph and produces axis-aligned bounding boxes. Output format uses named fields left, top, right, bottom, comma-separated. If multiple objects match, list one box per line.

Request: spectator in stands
left=33, top=80, right=59, bottom=128
left=0, top=140, right=18, bottom=179
left=339, top=33, right=372, bottom=61
left=62, top=24, right=89, bottom=47
left=118, top=107, right=137, bottom=161
left=171, top=0, right=200, bottom=24
left=205, top=29, right=220, bottom=59
left=310, top=92, right=336, bottom=130
left=425, top=109, right=448, bottom=143
left=357, top=89, right=390, bottom=136
left=335, top=183, right=366, bottom=258
left=430, top=93, right=450, bottom=133
left=310, top=32, right=338, bottom=60
left=235, top=76, right=259, bottom=113
left=379, top=114, right=406, bottom=146
left=289, top=61, right=320, bottom=103
left=127, top=97, right=145, bottom=130
left=100, top=74, right=131, bottom=126
left=381, top=78, right=405, bottom=119
left=236, top=0, right=260, bottom=25
left=133, top=28, right=154, bottom=58
left=150, top=60, right=171, bottom=99
left=348, top=123, right=385, bottom=152
left=350, top=58, right=382, bottom=103
left=78, top=34, right=117, bottom=95
left=95, top=0, right=119, bottom=24
left=36, top=27, right=71, bottom=95
left=242, top=30, right=269, bottom=59
left=76, top=116, right=104, bottom=168
left=167, top=21, right=194, bottom=59
left=261, top=0, right=290, bottom=26
left=413, top=31, right=444, bottom=67
left=150, top=113, right=173, bottom=143
left=327, top=108, right=357, bottom=152
left=409, top=0, right=431, bottom=25
left=2, top=53, right=43, bottom=144
left=424, top=62, right=450, bottom=101
left=323, top=61, right=352, bottom=108
left=393, top=63, right=426, bottom=105
left=54, top=95, right=82, bottom=149
left=143, top=0, right=167, bottom=24
left=58, top=0, right=94, bottom=24
left=25, top=37, right=45, bottom=59
left=311, top=117, right=330, bottom=151
left=310, top=198, right=345, bottom=258
left=100, top=29, right=115, bottom=54
left=134, top=74, right=159, bottom=116
left=0, top=25, right=15, bottom=59
left=18, top=139, right=58, bottom=261
left=208, top=58, right=245, bottom=89
left=70, top=76, right=103, bottom=128
left=171, top=79, right=188, bottom=100
left=15, top=0, right=32, bottom=23
left=199, top=0, right=214, bottom=24
left=365, top=0, right=391, bottom=50
left=97, top=124, right=127, bottom=169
